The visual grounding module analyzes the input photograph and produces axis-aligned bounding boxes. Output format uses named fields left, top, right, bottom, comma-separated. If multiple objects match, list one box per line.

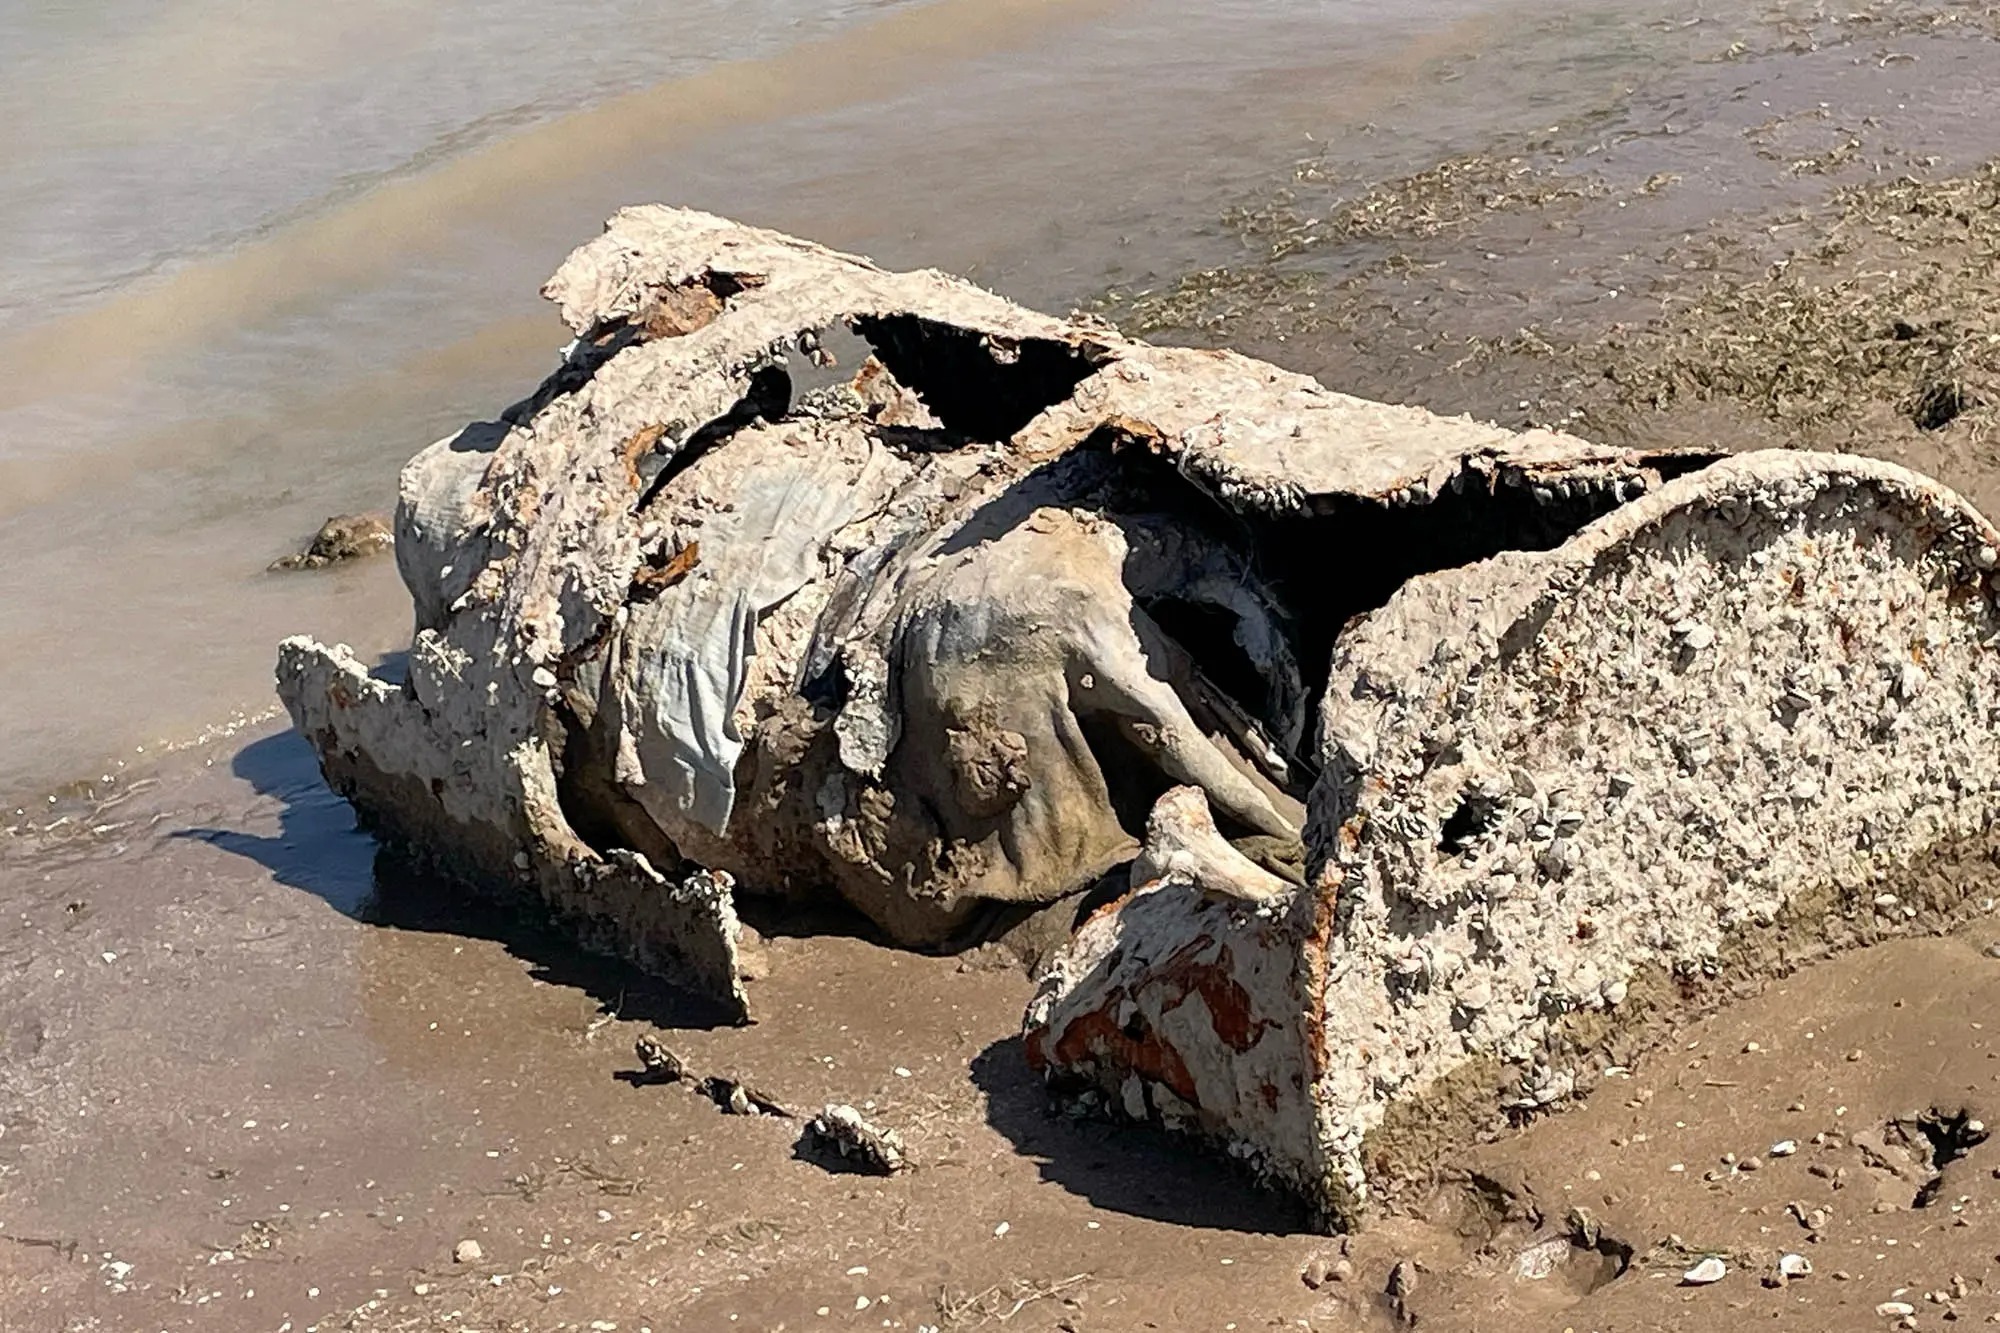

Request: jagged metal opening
left=1095, top=442, right=1727, bottom=811
left=1260, top=472, right=1671, bottom=708
left=1439, top=789, right=1504, bottom=857
left=635, top=365, right=794, bottom=510
left=1143, top=597, right=1279, bottom=728
left=854, top=313, right=1107, bottom=440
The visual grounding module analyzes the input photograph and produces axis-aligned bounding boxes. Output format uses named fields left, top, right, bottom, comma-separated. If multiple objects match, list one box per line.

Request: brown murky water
left=0, top=0, right=1700, bottom=803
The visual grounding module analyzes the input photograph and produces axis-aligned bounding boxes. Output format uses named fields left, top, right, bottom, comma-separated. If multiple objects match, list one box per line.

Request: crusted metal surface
left=1028, top=451, right=2000, bottom=1225
left=279, top=207, right=1698, bottom=1007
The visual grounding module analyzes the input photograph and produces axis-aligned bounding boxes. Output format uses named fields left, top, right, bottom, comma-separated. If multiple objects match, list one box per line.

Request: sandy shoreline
left=14, top=721, right=2000, bottom=1331
left=16, top=7, right=2000, bottom=1331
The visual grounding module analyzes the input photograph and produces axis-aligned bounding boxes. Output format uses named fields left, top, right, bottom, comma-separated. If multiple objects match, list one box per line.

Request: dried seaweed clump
left=1598, top=162, right=2000, bottom=435
left=1097, top=154, right=1611, bottom=342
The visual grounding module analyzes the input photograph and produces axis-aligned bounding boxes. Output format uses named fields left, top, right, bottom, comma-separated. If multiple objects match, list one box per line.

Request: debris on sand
left=697, top=1076, right=790, bottom=1119
left=268, top=512, right=392, bottom=571
left=626, top=1036, right=789, bottom=1115
left=803, top=1104, right=908, bottom=1175
left=276, top=208, right=2000, bottom=1230
left=1102, top=153, right=1615, bottom=337
left=1682, top=1256, right=1727, bottom=1286
left=1475, top=161, right=2000, bottom=455
left=632, top=1033, right=685, bottom=1084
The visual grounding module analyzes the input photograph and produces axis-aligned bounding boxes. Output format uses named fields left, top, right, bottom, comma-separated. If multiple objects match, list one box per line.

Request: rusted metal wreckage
left=280, top=208, right=2000, bottom=1227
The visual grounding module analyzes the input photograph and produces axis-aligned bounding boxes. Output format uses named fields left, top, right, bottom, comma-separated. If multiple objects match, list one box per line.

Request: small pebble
left=1771, top=1140, right=1798, bottom=1157
left=453, top=1240, right=483, bottom=1265
left=1879, top=1301, right=1917, bottom=1317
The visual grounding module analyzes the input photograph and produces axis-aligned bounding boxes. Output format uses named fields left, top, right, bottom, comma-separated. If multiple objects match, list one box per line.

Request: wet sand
left=13, top=736, right=2000, bottom=1332
left=16, top=4, right=2000, bottom=1332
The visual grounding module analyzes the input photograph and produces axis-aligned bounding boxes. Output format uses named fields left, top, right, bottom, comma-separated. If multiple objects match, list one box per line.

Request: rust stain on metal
left=618, top=422, right=670, bottom=490
left=634, top=280, right=725, bottom=340
left=1149, top=938, right=1275, bottom=1054
left=631, top=540, right=701, bottom=598
left=1049, top=1002, right=1202, bottom=1108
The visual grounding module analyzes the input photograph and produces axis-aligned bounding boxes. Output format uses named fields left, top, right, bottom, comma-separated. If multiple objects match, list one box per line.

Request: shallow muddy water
left=0, top=0, right=1710, bottom=802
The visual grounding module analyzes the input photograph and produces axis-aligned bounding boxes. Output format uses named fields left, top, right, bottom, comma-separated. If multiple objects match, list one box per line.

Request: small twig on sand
left=936, top=1273, right=1093, bottom=1327
left=0, top=1233, right=79, bottom=1261
left=583, top=989, right=625, bottom=1041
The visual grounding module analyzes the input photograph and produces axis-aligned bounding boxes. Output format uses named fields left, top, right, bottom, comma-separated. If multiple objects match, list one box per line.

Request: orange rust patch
left=1050, top=1004, right=1201, bottom=1107
left=632, top=541, right=700, bottom=598
left=1298, top=885, right=1338, bottom=1095
left=1146, top=937, right=1277, bottom=1053
left=618, top=423, right=669, bottom=490
left=634, top=281, right=725, bottom=339
left=1023, top=1027, right=1048, bottom=1071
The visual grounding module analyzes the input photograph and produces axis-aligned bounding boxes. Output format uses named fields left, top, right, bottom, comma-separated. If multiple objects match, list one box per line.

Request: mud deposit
left=16, top=4, right=2000, bottom=1332
left=14, top=735, right=2000, bottom=1333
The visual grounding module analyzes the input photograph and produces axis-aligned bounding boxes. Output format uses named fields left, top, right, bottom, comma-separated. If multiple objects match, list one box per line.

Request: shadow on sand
left=177, top=727, right=739, bottom=1031
left=970, top=1035, right=1310, bottom=1235
left=187, top=727, right=1312, bottom=1228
